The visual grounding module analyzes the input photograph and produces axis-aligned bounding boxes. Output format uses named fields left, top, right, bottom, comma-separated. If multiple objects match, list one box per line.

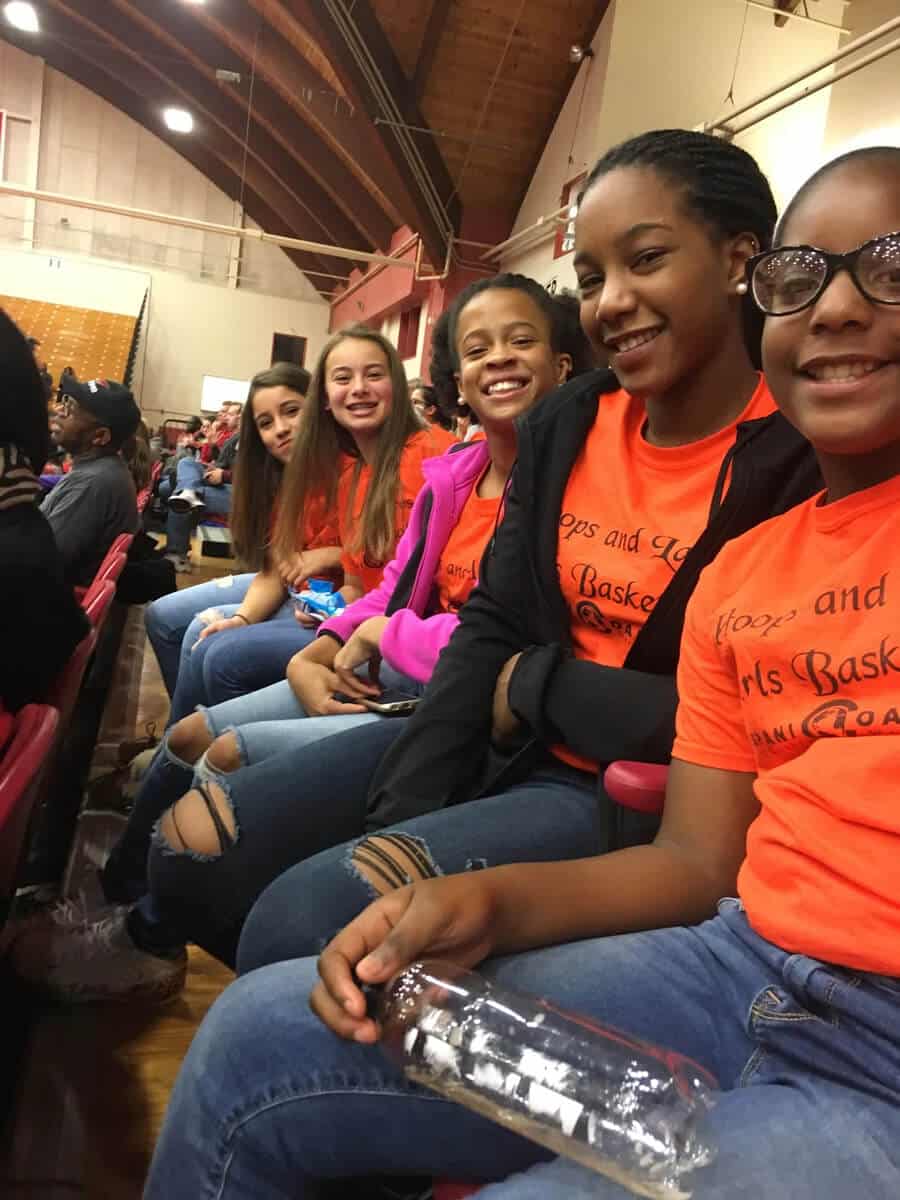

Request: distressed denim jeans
left=237, top=760, right=601, bottom=974
left=145, top=900, right=900, bottom=1199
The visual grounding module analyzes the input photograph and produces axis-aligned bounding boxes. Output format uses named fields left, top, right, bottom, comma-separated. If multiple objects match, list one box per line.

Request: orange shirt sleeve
left=341, top=429, right=450, bottom=593
left=672, top=560, right=757, bottom=773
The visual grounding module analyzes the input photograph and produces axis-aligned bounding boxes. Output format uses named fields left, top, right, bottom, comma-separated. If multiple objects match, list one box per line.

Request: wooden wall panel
left=0, top=294, right=137, bottom=385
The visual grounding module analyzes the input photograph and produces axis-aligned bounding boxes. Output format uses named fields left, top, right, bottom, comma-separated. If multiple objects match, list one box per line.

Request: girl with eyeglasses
left=144, top=143, right=900, bottom=1200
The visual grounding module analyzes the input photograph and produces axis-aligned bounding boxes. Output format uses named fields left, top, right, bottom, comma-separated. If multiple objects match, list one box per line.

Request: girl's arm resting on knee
left=195, top=567, right=287, bottom=641
left=233, top=566, right=288, bottom=622
left=313, top=759, right=758, bottom=1041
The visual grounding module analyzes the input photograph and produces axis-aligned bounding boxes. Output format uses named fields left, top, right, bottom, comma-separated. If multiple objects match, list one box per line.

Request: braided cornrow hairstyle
left=579, top=129, right=777, bottom=366
left=434, top=274, right=598, bottom=417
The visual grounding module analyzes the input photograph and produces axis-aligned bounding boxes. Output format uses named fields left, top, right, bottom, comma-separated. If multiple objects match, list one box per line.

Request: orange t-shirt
left=433, top=477, right=502, bottom=614
left=340, top=426, right=452, bottom=594
left=554, top=377, right=774, bottom=771
left=673, top=472, right=900, bottom=977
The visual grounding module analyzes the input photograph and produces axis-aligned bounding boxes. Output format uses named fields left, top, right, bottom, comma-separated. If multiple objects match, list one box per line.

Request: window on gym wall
left=270, top=332, right=307, bottom=366
left=397, top=305, right=421, bottom=360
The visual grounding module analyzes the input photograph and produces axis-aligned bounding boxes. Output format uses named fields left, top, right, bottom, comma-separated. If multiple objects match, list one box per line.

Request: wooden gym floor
left=0, top=538, right=236, bottom=1198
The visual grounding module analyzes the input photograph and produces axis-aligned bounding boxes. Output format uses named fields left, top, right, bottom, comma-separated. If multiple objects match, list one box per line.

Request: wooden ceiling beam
left=195, top=0, right=410, bottom=235
left=221, top=0, right=409, bottom=228
left=109, top=0, right=398, bottom=251
left=42, top=0, right=358, bottom=279
left=412, top=1, right=451, bottom=100
left=289, top=0, right=461, bottom=264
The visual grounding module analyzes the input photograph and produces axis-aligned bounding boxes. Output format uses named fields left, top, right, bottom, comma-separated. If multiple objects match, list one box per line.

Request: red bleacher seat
left=602, top=761, right=668, bottom=816
left=136, top=461, right=162, bottom=513
left=46, top=624, right=99, bottom=732
left=0, top=704, right=60, bottom=910
left=87, top=550, right=127, bottom=589
left=74, top=534, right=134, bottom=603
left=82, top=578, right=117, bottom=633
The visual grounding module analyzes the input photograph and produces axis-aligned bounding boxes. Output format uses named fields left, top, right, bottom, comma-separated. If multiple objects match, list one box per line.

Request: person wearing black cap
left=41, top=377, right=141, bottom=586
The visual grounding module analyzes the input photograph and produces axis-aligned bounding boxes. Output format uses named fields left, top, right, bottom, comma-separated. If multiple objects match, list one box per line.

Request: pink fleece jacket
left=319, top=440, right=491, bottom=683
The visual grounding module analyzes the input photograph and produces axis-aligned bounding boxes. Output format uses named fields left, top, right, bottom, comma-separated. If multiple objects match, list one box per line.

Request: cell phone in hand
left=333, top=689, right=420, bottom=716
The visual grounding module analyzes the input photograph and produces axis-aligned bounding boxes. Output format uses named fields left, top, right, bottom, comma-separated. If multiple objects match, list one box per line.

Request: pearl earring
left=736, top=281, right=748, bottom=295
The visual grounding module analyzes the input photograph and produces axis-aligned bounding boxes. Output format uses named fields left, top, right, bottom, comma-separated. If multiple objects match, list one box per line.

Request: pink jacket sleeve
left=379, top=609, right=459, bottom=684
left=318, top=495, right=424, bottom=645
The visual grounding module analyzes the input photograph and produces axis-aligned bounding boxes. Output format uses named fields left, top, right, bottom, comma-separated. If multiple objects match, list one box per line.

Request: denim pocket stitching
left=738, top=1045, right=766, bottom=1087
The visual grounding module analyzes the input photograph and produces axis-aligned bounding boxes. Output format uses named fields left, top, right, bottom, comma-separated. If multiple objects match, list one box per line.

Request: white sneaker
left=10, top=906, right=187, bottom=1005
left=168, top=488, right=205, bottom=514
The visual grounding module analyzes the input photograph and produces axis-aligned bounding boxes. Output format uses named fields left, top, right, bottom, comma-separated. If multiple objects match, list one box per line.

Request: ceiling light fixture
left=163, top=107, right=194, bottom=134
left=4, top=2, right=40, bottom=33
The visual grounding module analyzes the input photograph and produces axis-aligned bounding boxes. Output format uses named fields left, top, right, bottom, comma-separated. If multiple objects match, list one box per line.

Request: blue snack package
left=288, top=578, right=347, bottom=622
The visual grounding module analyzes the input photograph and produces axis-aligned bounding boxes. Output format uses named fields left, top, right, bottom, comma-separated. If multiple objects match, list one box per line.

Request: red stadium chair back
left=110, top=532, right=135, bottom=557
left=137, top=461, right=162, bottom=513
left=0, top=704, right=60, bottom=907
left=603, top=761, right=669, bottom=816
left=82, top=578, right=117, bottom=632
left=46, top=624, right=98, bottom=730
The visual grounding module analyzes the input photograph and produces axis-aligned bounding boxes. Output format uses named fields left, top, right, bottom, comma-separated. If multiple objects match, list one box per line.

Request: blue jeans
left=145, top=573, right=257, bottom=697
left=164, top=457, right=232, bottom=556
left=144, top=900, right=900, bottom=1198
left=101, top=731, right=198, bottom=903
left=146, top=720, right=409, bottom=964
left=199, top=664, right=423, bottom=763
left=180, top=619, right=321, bottom=714
left=237, top=761, right=601, bottom=973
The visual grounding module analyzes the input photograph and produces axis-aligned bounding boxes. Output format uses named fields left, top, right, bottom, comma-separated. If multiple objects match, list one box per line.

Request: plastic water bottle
left=376, top=960, right=718, bottom=1199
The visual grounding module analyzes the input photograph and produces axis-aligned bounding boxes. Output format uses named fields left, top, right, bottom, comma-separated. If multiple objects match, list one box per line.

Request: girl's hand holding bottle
left=311, top=872, right=502, bottom=1043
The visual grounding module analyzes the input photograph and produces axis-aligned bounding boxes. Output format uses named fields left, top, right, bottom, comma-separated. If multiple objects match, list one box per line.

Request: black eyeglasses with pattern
left=747, top=231, right=900, bottom=316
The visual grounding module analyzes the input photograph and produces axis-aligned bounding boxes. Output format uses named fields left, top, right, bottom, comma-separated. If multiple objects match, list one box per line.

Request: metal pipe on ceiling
left=723, top=34, right=900, bottom=136
left=322, top=0, right=454, bottom=248
left=740, top=0, right=849, bottom=32
left=481, top=205, right=569, bottom=261
left=0, top=182, right=410, bottom=268
left=705, top=11, right=900, bottom=132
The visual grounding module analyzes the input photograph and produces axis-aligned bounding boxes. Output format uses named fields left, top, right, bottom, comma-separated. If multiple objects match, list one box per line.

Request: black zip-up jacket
left=366, top=368, right=823, bottom=829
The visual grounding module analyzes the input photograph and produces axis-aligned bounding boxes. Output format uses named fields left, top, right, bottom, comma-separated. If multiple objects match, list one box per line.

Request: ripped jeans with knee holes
left=100, top=730, right=200, bottom=904
left=145, top=719, right=405, bottom=967
left=236, top=760, right=601, bottom=975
